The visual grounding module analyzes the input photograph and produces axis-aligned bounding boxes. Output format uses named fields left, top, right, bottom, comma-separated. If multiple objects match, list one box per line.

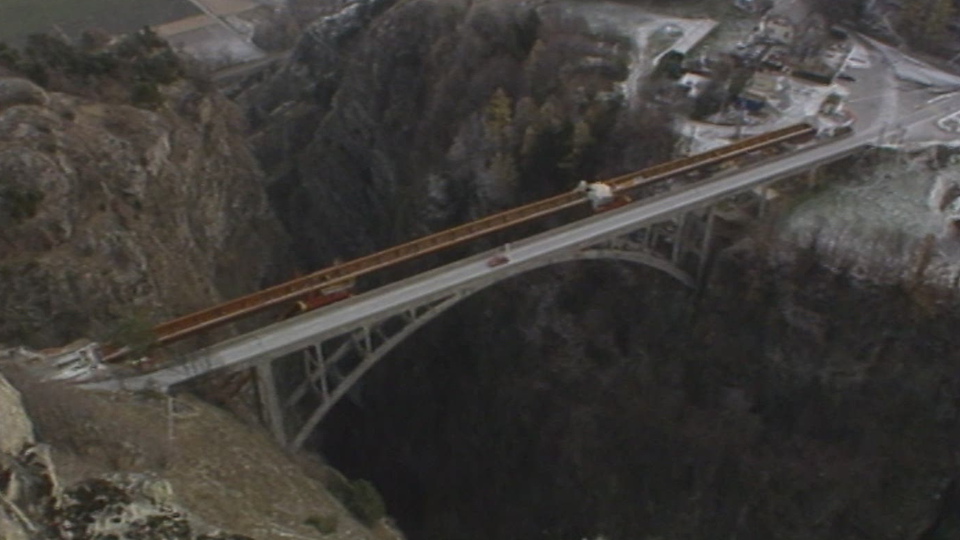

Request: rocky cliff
left=0, top=71, right=289, bottom=348
left=316, top=227, right=960, bottom=540
left=0, top=357, right=389, bottom=540
left=0, top=28, right=401, bottom=540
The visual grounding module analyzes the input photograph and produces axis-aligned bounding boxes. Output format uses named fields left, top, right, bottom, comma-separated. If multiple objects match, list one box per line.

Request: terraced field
left=0, top=0, right=198, bottom=45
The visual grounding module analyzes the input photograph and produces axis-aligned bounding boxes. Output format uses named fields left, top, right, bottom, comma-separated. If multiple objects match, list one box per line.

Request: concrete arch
left=565, top=248, right=696, bottom=288
left=288, top=247, right=693, bottom=448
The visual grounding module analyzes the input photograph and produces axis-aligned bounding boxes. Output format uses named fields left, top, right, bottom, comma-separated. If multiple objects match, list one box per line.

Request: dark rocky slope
left=241, top=0, right=673, bottom=268
left=0, top=360, right=390, bottom=540
left=319, top=241, right=960, bottom=540
left=235, top=1, right=960, bottom=539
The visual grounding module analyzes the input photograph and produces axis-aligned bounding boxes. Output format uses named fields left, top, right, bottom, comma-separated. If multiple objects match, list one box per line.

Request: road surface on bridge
left=89, top=94, right=959, bottom=392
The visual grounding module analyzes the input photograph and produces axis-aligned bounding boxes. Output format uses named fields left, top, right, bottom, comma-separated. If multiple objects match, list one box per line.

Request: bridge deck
left=109, top=123, right=814, bottom=358
left=92, top=128, right=870, bottom=391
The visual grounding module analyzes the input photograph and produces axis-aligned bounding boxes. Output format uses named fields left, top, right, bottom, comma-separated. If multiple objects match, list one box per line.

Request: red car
left=486, top=254, right=510, bottom=268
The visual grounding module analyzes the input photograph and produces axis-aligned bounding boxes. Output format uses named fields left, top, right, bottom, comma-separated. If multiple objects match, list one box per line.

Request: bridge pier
left=256, top=360, right=286, bottom=447
left=265, top=208, right=726, bottom=448
left=251, top=293, right=468, bottom=451
left=256, top=211, right=718, bottom=450
left=202, top=190, right=806, bottom=452
left=671, top=213, right=688, bottom=265
left=697, top=208, right=716, bottom=286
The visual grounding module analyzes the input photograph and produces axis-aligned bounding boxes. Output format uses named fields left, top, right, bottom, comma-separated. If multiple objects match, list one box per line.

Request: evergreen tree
left=899, top=0, right=956, bottom=51
left=488, top=151, right=519, bottom=203
left=483, top=87, right=513, bottom=146
left=926, top=0, right=957, bottom=43
left=559, top=120, right=595, bottom=172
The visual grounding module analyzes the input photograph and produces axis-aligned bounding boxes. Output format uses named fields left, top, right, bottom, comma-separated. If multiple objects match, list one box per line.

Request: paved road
left=853, top=34, right=960, bottom=142
left=845, top=35, right=900, bottom=132
left=88, top=94, right=960, bottom=392
left=212, top=50, right=289, bottom=83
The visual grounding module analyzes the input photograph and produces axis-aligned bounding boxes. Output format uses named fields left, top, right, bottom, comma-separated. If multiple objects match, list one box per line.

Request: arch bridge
left=72, top=120, right=889, bottom=450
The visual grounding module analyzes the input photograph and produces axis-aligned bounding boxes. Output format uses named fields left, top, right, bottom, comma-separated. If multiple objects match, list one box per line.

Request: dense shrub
left=304, top=514, right=339, bottom=534
left=325, top=472, right=387, bottom=526
left=2, top=28, right=185, bottom=106
left=0, top=183, right=44, bottom=224
left=136, top=49, right=182, bottom=84
left=347, top=479, right=386, bottom=525
left=654, top=50, right=685, bottom=80
left=131, top=82, right=163, bottom=108
left=104, top=310, right=157, bottom=358
left=0, top=41, right=20, bottom=65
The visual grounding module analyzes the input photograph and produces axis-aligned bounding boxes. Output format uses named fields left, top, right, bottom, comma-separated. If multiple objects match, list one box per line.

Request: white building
left=679, top=72, right=711, bottom=98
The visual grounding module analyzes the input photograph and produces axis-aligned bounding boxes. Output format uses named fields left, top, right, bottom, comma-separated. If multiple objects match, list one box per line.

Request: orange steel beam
left=144, top=188, right=589, bottom=348
left=109, top=123, right=814, bottom=358
left=606, top=123, right=815, bottom=191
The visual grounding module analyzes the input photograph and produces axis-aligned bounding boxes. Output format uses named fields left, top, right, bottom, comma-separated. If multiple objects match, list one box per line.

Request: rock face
left=0, top=75, right=291, bottom=347
left=0, top=77, right=49, bottom=109
left=318, top=243, right=960, bottom=540
left=0, top=363, right=386, bottom=540
left=0, top=367, right=40, bottom=539
left=0, top=366, right=34, bottom=454
left=0, top=369, right=43, bottom=540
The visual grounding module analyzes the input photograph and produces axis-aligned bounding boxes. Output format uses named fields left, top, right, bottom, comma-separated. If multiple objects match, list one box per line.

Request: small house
left=760, top=44, right=790, bottom=72
left=759, top=15, right=795, bottom=45
left=736, top=72, right=783, bottom=112
left=821, top=42, right=853, bottom=72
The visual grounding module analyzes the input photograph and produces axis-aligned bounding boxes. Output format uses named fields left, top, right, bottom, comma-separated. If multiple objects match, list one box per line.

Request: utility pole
left=735, top=105, right=747, bottom=140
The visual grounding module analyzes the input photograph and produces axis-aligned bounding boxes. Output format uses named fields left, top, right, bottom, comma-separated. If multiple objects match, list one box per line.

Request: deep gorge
left=0, top=0, right=958, bottom=538
left=313, top=248, right=959, bottom=540
left=241, top=2, right=959, bottom=539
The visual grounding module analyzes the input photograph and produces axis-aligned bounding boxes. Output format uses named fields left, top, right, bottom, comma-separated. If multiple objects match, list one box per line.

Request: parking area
left=937, top=108, right=960, bottom=134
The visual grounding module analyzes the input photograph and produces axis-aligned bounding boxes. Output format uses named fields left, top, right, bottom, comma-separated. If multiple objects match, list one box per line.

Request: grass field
left=0, top=0, right=199, bottom=45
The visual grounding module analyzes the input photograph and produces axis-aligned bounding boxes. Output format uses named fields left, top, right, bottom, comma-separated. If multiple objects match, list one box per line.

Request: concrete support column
left=648, top=225, right=661, bottom=252
left=312, top=344, right=330, bottom=402
left=639, top=227, right=651, bottom=248
left=697, top=207, right=716, bottom=287
left=806, top=166, right=818, bottom=189
left=256, top=360, right=286, bottom=447
left=671, top=213, right=687, bottom=264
